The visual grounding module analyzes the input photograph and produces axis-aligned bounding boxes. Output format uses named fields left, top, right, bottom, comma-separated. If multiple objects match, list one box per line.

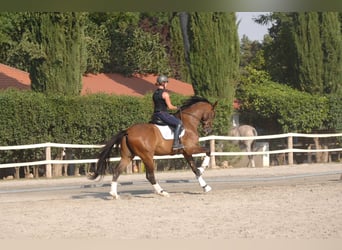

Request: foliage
left=0, top=12, right=41, bottom=72
left=185, top=12, right=239, bottom=99
left=293, top=12, right=323, bottom=93
left=239, top=35, right=265, bottom=71
left=123, top=27, right=171, bottom=75
left=261, top=12, right=298, bottom=87
left=326, top=94, right=342, bottom=132
left=320, top=12, right=342, bottom=95
left=0, top=90, right=52, bottom=163
left=261, top=12, right=342, bottom=95
left=28, top=13, right=87, bottom=96
left=0, top=90, right=228, bottom=163
left=237, top=67, right=329, bottom=133
left=84, top=16, right=111, bottom=74
left=174, top=12, right=239, bottom=133
left=209, top=97, right=233, bottom=136
left=169, top=12, right=191, bottom=82
left=103, top=12, right=171, bottom=76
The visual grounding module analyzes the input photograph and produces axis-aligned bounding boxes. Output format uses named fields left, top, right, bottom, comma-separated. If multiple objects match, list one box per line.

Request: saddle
left=150, top=114, right=170, bottom=127
left=149, top=115, right=184, bottom=140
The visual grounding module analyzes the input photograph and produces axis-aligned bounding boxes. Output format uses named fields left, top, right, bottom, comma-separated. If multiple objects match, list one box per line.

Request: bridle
left=177, top=100, right=217, bottom=134
left=180, top=110, right=205, bottom=124
left=179, top=109, right=215, bottom=129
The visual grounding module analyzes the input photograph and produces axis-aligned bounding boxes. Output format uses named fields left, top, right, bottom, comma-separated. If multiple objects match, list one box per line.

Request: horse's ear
left=212, top=101, right=218, bottom=109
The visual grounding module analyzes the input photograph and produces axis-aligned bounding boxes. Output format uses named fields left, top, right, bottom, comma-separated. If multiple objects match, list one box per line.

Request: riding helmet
left=156, top=75, right=168, bottom=85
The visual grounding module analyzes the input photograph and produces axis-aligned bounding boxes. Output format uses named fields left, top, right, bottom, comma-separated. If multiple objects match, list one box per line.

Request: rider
left=152, top=75, right=184, bottom=151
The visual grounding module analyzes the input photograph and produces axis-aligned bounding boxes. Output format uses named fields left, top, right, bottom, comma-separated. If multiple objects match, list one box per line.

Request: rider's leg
left=172, top=123, right=184, bottom=150
left=155, top=112, right=184, bottom=151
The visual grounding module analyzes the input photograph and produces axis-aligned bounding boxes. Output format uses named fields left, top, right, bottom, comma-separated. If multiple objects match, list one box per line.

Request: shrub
left=237, top=69, right=329, bottom=133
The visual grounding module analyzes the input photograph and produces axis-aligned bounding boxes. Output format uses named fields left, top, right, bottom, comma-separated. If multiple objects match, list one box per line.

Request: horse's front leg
left=190, top=145, right=211, bottom=175
left=184, top=153, right=212, bottom=193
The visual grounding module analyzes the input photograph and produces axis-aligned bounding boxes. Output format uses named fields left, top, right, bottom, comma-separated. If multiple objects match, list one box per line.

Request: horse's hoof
left=109, top=192, right=120, bottom=200
left=157, top=190, right=170, bottom=197
left=203, top=185, right=212, bottom=193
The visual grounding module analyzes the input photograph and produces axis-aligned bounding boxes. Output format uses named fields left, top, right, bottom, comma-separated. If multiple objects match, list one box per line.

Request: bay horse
left=229, top=125, right=257, bottom=168
left=88, top=96, right=218, bottom=199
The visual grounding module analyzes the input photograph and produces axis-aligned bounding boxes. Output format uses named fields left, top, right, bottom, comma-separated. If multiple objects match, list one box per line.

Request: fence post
left=209, top=138, right=216, bottom=168
left=45, top=145, right=52, bottom=178
left=288, top=135, right=293, bottom=165
left=15, top=167, right=20, bottom=179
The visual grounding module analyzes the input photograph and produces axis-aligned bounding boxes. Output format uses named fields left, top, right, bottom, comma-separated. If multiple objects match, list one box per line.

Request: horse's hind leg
left=141, top=156, right=169, bottom=197
left=246, top=142, right=256, bottom=168
left=109, top=157, right=131, bottom=199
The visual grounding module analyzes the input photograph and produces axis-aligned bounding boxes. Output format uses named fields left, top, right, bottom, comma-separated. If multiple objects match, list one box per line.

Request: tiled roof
left=0, top=63, right=194, bottom=96
left=0, top=63, right=31, bottom=90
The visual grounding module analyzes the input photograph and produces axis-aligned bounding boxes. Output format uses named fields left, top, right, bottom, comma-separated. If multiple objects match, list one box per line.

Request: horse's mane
left=179, top=96, right=211, bottom=111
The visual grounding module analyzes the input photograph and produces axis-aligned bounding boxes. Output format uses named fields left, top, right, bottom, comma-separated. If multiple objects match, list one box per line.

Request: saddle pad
left=154, top=125, right=185, bottom=140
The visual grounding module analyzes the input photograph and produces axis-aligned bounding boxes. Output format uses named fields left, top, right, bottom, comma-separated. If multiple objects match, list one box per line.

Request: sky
left=236, top=12, right=271, bottom=41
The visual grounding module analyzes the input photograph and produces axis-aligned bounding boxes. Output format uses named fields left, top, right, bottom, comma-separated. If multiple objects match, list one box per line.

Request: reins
left=179, top=110, right=204, bottom=124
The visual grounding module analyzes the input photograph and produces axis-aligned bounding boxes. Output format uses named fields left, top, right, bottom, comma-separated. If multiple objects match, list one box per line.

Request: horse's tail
left=88, top=130, right=127, bottom=180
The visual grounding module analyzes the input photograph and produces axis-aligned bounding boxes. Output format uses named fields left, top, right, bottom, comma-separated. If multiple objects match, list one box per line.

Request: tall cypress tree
left=30, top=12, right=86, bottom=96
left=180, top=12, right=239, bottom=100
left=170, top=12, right=191, bottom=82
left=262, top=13, right=299, bottom=86
left=177, top=12, right=240, bottom=134
left=293, top=12, right=323, bottom=94
left=320, top=12, right=342, bottom=94
left=264, top=12, right=342, bottom=95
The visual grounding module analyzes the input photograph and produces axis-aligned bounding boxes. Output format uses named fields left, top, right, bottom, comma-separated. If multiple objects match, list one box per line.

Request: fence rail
left=1, top=133, right=342, bottom=178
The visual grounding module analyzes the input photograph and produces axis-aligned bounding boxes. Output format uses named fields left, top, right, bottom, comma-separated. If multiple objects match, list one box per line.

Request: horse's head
left=179, top=96, right=218, bottom=135
left=200, top=100, right=218, bottom=135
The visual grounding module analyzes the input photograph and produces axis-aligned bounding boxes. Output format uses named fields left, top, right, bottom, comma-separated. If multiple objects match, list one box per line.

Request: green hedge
left=0, top=90, right=147, bottom=146
left=0, top=89, right=231, bottom=164
left=237, top=69, right=330, bottom=133
left=326, top=94, right=342, bottom=132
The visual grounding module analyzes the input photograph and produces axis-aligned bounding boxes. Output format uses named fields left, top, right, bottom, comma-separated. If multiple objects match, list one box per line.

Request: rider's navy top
left=152, top=88, right=181, bottom=127
left=153, top=89, right=168, bottom=113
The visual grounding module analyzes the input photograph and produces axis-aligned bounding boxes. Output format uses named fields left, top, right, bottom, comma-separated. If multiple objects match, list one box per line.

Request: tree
left=239, top=35, right=265, bottom=71
left=169, top=12, right=191, bottom=82
left=177, top=12, right=240, bottom=135
left=0, top=12, right=110, bottom=76
left=179, top=12, right=239, bottom=99
left=320, top=12, right=342, bottom=94
left=261, top=12, right=342, bottom=95
left=84, top=14, right=111, bottom=74
left=261, top=13, right=298, bottom=87
left=96, top=12, right=171, bottom=75
left=0, top=12, right=39, bottom=71
left=293, top=12, right=323, bottom=93
left=29, top=12, right=87, bottom=95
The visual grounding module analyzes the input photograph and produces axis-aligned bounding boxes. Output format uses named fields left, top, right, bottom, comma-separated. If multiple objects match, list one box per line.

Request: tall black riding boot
left=172, top=124, right=184, bottom=151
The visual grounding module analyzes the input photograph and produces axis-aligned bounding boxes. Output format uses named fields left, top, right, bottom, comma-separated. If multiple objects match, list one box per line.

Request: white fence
left=1, top=133, right=342, bottom=178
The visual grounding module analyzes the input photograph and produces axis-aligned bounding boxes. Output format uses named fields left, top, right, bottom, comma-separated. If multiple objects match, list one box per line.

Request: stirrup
left=172, top=144, right=184, bottom=150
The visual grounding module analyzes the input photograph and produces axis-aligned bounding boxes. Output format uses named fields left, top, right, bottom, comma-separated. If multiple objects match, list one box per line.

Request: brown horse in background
left=89, top=96, right=218, bottom=199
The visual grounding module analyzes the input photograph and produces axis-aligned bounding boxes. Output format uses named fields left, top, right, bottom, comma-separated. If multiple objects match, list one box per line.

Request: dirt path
left=0, top=163, right=341, bottom=239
